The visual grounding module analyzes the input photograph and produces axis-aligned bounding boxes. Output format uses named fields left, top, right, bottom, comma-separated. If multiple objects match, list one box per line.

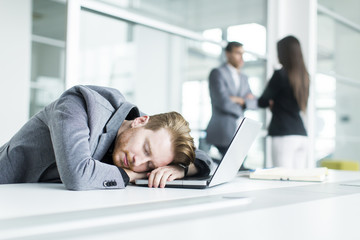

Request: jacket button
left=103, top=180, right=117, bottom=187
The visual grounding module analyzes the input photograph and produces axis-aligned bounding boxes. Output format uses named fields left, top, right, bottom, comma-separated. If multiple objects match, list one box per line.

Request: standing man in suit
left=206, top=41, right=257, bottom=157
left=0, top=85, right=212, bottom=190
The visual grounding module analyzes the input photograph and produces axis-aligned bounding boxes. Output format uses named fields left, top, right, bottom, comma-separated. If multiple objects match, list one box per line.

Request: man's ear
left=225, top=51, right=231, bottom=59
left=131, top=116, right=150, bottom=128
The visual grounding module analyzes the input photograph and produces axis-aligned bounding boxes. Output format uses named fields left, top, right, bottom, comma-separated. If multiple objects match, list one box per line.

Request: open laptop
left=135, top=117, right=262, bottom=189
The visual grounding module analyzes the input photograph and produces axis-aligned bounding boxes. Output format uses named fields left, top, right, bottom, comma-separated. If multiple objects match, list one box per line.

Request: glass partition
left=79, top=10, right=189, bottom=115
left=30, top=0, right=66, bottom=116
left=316, top=8, right=360, bottom=163
left=318, top=0, right=360, bottom=26
left=96, top=0, right=267, bottom=32
left=79, top=11, right=133, bottom=99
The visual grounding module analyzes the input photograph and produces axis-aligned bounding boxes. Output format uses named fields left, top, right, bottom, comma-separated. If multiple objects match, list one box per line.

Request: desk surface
left=1, top=170, right=360, bottom=240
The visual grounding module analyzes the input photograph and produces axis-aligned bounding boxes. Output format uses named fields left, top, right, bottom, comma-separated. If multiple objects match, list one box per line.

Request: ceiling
left=32, top=0, right=360, bottom=43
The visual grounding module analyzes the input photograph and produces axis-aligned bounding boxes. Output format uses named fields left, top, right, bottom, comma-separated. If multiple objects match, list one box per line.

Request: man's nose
left=132, top=155, right=149, bottom=166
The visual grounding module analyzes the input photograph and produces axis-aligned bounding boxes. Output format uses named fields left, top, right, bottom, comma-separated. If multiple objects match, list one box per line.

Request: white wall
left=167, top=35, right=186, bottom=113
left=0, top=0, right=31, bottom=145
left=132, top=27, right=185, bottom=115
left=134, top=25, right=170, bottom=115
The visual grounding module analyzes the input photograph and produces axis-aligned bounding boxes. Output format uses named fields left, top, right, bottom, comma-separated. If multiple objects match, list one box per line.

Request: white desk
left=1, top=170, right=360, bottom=240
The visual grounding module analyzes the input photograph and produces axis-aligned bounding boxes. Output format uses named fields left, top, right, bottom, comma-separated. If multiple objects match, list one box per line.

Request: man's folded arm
left=209, top=69, right=242, bottom=118
left=192, top=149, right=213, bottom=177
left=47, top=90, right=126, bottom=190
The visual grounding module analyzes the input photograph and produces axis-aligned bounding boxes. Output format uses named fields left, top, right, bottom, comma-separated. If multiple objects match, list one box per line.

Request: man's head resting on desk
left=112, top=111, right=195, bottom=172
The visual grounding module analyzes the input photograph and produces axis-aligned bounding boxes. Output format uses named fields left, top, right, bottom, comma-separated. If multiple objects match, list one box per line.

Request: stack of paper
left=249, top=167, right=328, bottom=182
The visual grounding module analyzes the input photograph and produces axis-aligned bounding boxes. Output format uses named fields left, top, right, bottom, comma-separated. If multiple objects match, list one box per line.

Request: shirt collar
left=226, top=63, right=240, bottom=74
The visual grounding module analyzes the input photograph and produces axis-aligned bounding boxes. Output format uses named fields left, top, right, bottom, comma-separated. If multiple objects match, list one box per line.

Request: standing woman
left=258, top=36, right=310, bottom=168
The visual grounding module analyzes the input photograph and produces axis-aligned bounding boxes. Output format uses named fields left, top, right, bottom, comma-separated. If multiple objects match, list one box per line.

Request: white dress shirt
left=226, top=63, right=240, bottom=91
left=226, top=63, right=243, bottom=127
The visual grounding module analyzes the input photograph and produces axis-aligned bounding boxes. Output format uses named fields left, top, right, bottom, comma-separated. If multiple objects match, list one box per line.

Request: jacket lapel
left=237, top=73, right=244, bottom=96
left=92, top=102, right=139, bottom=160
left=221, top=64, right=237, bottom=96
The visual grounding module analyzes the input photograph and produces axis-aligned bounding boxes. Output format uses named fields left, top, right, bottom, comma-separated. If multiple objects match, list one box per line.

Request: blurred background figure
left=258, top=36, right=310, bottom=168
left=206, top=41, right=257, bottom=163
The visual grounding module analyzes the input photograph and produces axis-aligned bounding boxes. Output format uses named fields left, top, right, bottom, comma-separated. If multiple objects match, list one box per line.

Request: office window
left=227, top=23, right=267, bottom=57
left=181, top=38, right=220, bottom=149
left=202, top=28, right=222, bottom=56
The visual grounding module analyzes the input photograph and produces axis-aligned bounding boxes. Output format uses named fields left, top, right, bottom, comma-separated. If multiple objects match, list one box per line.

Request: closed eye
left=144, top=144, right=150, bottom=156
left=144, top=139, right=152, bottom=157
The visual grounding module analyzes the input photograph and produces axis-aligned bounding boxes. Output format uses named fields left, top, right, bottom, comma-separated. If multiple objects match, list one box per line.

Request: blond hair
left=144, top=112, right=195, bottom=166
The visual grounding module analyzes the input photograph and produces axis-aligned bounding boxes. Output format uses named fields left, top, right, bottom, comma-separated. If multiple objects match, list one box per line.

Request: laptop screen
left=208, top=117, right=262, bottom=187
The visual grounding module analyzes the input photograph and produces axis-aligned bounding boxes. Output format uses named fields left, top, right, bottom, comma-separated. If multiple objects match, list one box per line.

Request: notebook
left=135, top=117, right=262, bottom=188
left=249, top=167, right=328, bottom=182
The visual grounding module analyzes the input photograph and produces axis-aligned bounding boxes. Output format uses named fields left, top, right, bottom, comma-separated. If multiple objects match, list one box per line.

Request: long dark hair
left=277, top=36, right=309, bottom=112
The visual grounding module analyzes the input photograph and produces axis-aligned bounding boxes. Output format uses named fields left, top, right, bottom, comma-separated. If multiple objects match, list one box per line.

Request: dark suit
left=0, top=85, right=212, bottom=190
left=206, top=64, right=257, bottom=148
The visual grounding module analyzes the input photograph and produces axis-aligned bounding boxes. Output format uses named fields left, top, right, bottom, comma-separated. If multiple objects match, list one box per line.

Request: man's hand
left=123, top=168, right=147, bottom=183
left=147, top=165, right=184, bottom=188
left=230, top=96, right=245, bottom=106
left=230, top=94, right=255, bottom=107
left=245, top=93, right=255, bottom=99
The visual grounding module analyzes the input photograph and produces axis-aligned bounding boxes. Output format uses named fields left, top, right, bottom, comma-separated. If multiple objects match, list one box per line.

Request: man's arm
left=193, top=148, right=213, bottom=176
left=47, top=86, right=127, bottom=190
left=240, top=75, right=258, bottom=110
left=146, top=149, right=213, bottom=188
left=209, top=69, right=243, bottom=117
left=122, top=169, right=147, bottom=183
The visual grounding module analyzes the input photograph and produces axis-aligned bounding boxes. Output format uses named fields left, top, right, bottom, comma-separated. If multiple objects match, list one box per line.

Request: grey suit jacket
left=0, top=85, right=212, bottom=190
left=206, top=64, right=257, bottom=147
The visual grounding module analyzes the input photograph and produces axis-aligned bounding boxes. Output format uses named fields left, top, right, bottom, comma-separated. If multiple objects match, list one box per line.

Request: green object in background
left=320, top=160, right=359, bottom=171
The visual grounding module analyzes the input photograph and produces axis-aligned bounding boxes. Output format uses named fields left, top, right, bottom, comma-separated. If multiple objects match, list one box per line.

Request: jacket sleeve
left=209, top=69, right=242, bottom=117
left=241, top=75, right=258, bottom=110
left=47, top=89, right=126, bottom=190
left=258, top=70, right=282, bottom=108
left=193, top=149, right=214, bottom=177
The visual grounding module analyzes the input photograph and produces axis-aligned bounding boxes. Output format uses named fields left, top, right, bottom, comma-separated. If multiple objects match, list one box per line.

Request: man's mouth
left=124, top=154, right=129, bottom=168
